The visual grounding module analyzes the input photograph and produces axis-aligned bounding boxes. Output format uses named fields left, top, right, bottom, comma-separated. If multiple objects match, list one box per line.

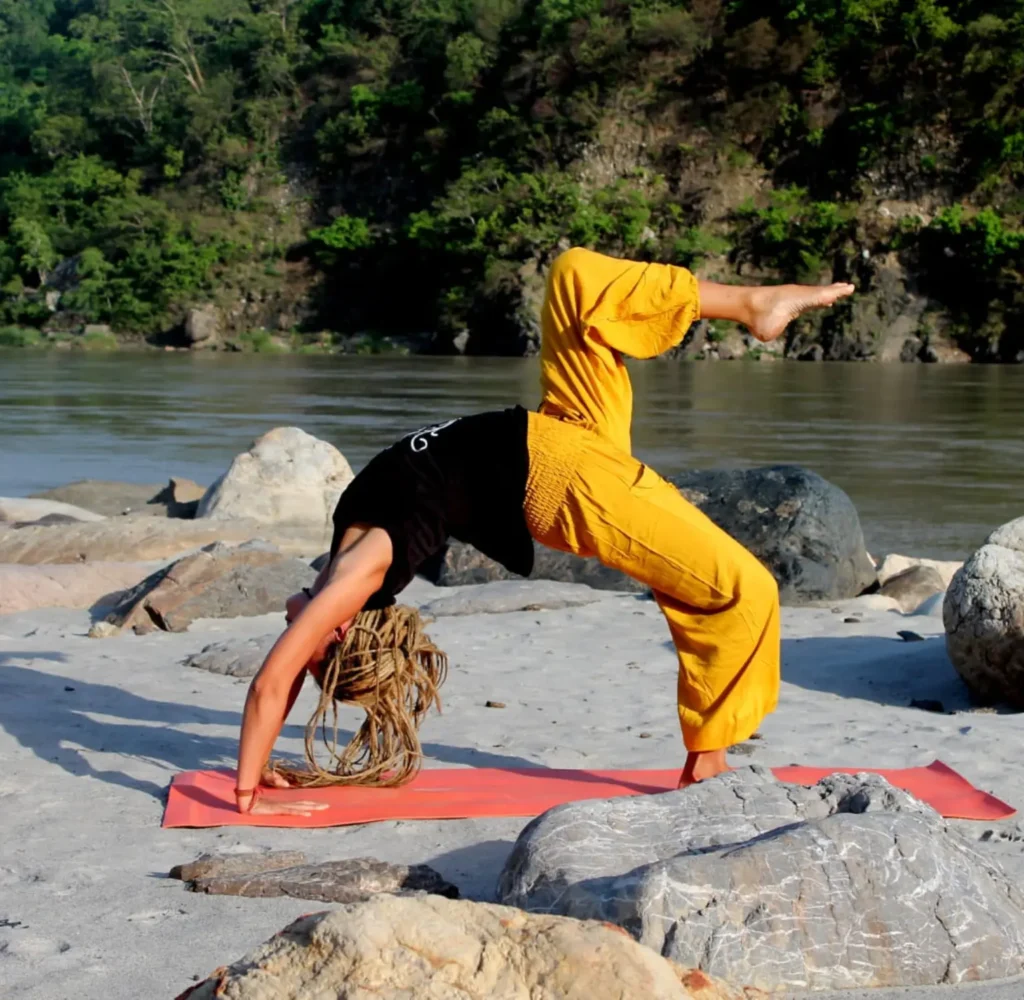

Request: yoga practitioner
left=234, top=247, right=855, bottom=816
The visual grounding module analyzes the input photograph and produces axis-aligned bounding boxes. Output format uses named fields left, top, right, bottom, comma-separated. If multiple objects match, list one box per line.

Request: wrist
left=234, top=786, right=258, bottom=813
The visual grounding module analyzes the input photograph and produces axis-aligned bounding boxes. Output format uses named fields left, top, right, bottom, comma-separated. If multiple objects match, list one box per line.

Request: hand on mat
left=247, top=796, right=330, bottom=818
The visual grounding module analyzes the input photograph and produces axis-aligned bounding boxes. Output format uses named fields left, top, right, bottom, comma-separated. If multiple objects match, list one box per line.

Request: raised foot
left=747, top=282, right=855, bottom=344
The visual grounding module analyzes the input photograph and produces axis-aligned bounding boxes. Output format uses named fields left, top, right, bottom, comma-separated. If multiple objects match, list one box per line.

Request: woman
left=235, top=247, right=855, bottom=816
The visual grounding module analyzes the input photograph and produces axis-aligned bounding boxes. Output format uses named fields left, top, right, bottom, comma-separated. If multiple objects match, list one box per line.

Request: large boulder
left=103, top=541, right=315, bottom=634
left=668, top=466, right=875, bottom=603
left=0, top=562, right=158, bottom=615
left=498, top=767, right=1024, bottom=992
left=944, top=516, right=1024, bottom=707
left=178, top=894, right=758, bottom=1000
left=430, top=466, right=873, bottom=604
left=28, top=479, right=161, bottom=517
left=0, top=497, right=105, bottom=524
left=197, top=427, right=354, bottom=545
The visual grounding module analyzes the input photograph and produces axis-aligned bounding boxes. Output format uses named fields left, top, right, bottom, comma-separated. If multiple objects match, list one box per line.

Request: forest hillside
left=2, top=0, right=1023, bottom=360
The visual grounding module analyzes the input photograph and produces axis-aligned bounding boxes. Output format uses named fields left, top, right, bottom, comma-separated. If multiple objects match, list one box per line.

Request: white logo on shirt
left=406, top=418, right=459, bottom=452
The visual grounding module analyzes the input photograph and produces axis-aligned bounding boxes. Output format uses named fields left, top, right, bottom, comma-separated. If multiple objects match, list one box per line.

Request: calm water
left=1, top=351, right=1022, bottom=560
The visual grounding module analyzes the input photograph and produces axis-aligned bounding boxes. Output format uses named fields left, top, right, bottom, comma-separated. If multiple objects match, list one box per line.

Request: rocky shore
left=1, top=427, right=1022, bottom=999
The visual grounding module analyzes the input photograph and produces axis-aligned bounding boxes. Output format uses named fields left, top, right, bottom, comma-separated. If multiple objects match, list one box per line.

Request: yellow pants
left=523, top=248, right=780, bottom=752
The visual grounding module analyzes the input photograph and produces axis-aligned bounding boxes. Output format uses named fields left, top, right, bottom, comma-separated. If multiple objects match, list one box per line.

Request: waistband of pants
left=524, top=409, right=589, bottom=540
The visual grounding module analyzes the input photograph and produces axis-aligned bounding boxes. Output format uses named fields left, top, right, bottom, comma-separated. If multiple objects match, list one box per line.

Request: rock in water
left=878, top=563, right=945, bottom=612
left=668, top=466, right=875, bottom=603
left=197, top=427, right=354, bottom=543
left=427, top=465, right=873, bottom=604
left=178, top=895, right=759, bottom=1000
left=944, top=515, right=1024, bottom=707
left=185, top=633, right=277, bottom=677
left=104, top=541, right=314, bottom=633
left=184, top=304, right=222, bottom=347
left=497, top=766, right=1024, bottom=992
left=186, top=857, right=460, bottom=904
left=28, top=479, right=162, bottom=517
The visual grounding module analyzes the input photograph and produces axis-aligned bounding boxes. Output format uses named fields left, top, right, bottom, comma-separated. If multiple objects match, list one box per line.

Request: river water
left=1, top=351, right=1022, bottom=560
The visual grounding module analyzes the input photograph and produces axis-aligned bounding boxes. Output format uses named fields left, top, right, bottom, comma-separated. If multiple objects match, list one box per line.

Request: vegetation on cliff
left=1, top=0, right=1023, bottom=359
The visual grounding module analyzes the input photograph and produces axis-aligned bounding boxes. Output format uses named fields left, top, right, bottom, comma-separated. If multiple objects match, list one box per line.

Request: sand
left=2, top=578, right=1023, bottom=1000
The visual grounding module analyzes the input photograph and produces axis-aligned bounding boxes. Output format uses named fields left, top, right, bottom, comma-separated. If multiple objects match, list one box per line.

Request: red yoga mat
left=162, top=760, right=1014, bottom=829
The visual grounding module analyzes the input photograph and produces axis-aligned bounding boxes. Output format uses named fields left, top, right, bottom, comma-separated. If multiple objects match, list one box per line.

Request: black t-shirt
left=329, top=407, right=533, bottom=607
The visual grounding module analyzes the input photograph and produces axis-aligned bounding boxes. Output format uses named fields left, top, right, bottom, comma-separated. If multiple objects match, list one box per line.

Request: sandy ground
left=2, top=578, right=1023, bottom=1000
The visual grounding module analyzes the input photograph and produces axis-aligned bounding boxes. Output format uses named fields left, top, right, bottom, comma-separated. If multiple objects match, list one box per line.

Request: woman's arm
left=234, top=528, right=393, bottom=814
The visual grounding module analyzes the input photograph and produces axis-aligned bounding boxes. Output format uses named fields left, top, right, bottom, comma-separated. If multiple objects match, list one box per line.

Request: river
left=2, top=351, right=1022, bottom=561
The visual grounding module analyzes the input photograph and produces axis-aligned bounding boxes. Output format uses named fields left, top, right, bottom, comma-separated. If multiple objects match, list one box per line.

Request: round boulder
left=944, top=516, right=1024, bottom=706
left=196, top=427, right=354, bottom=535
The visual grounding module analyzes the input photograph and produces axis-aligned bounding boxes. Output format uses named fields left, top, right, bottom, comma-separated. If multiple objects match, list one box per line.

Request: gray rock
left=425, top=540, right=645, bottom=593
left=169, top=851, right=307, bottom=882
left=181, top=895, right=753, bottom=1000
left=184, top=304, right=221, bottom=346
left=669, top=466, right=876, bottom=603
left=184, top=633, right=277, bottom=677
left=197, top=427, right=353, bottom=544
left=186, top=857, right=460, bottom=904
left=105, top=540, right=313, bottom=633
left=878, top=564, right=946, bottom=612
left=28, top=479, right=162, bottom=517
left=420, top=580, right=607, bottom=617
left=944, top=516, right=1024, bottom=707
left=498, top=768, right=1024, bottom=992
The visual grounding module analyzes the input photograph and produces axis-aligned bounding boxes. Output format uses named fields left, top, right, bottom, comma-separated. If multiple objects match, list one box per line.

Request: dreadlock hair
left=273, top=605, right=447, bottom=788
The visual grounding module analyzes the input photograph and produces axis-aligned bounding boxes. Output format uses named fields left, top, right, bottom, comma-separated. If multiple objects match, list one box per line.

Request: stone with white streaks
left=497, top=767, right=1024, bottom=992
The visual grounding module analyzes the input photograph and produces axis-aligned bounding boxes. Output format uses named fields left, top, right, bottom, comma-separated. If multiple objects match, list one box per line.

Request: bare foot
left=677, top=749, right=732, bottom=789
left=746, top=282, right=855, bottom=343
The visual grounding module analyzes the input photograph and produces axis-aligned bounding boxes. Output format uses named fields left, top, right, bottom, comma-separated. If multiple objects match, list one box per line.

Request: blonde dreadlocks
left=274, top=605, right=447, bottom=788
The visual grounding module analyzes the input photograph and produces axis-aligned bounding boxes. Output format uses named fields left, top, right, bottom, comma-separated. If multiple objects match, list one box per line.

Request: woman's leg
left=531, top=435, right=780, bottom=773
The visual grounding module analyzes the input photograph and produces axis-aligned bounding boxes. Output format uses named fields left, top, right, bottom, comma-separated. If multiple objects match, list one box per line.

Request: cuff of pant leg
left=680, top=696, right=778, bottom=752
